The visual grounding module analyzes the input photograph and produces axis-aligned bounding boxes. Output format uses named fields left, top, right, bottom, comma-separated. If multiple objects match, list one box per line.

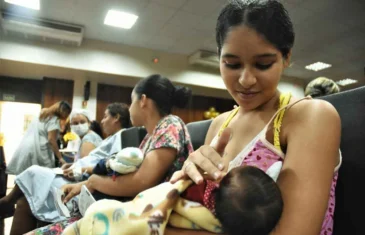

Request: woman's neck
left=144, top=112, right=165, bottom=135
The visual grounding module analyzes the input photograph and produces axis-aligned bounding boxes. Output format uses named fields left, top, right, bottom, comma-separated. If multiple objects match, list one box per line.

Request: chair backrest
left=186, top=119, right=213, bottom=150
left=319, top=86, right=365, bottom=235
left=121, top=127, right=147, bottom=149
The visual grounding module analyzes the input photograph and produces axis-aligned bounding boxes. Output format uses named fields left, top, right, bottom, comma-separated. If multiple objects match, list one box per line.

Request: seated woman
left=166, top=1, right=341, bottom=235
left=68, top=1, right=341, bottom=235
left=17, top=74, right=193, bottom=235
left=66, top=108, right=103, bottom=161
left=0, top=103, right=131, bottom=234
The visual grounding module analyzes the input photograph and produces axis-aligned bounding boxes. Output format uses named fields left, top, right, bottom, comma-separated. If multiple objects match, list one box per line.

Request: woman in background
left=68, top=109, right=102, bottom=160
left=26, top=74, right=194, bottom=235
left=304, top=77, right=340, bottom=98
left=6, top=101, right=71, bottom=175
left=0, top=103, right=131, bottom=233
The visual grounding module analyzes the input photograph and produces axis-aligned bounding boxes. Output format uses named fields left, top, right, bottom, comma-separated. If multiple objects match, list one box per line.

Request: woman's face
left=101, top=109, right=116, bottom=136
left=70, top=114, right=90, bottom=137
left=70, top=114, right=89, bottom=126
left=219, top=25, right=290, bottom=110
left=129, top=91, right=143, bottom=127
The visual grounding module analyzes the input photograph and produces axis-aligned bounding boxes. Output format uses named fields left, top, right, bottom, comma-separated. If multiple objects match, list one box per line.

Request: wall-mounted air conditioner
left=1, top=12, right=84, bottom=46
left=188, top=50, right=219, bottom=69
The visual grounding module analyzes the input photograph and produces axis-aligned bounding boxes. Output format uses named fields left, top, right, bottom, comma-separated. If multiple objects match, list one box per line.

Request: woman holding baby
left=63, top=1, right=341, bottom=235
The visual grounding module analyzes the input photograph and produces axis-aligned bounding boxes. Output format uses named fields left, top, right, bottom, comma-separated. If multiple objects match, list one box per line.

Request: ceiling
left=1, top=0, right=365, bottom=84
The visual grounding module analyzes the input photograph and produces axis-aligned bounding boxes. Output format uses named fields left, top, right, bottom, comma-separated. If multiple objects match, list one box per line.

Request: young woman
left=6, top=101, right=71, bottom=175
left=167, top=1, right=341, bottom=234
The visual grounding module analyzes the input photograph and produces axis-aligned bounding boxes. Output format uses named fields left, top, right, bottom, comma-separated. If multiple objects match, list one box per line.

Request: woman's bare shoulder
left=204, top=110, right=235, bottom=144
left=284, top=97, right=340, bottom=132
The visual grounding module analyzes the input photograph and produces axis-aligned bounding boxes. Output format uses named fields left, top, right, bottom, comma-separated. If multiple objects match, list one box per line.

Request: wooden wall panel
left=0, top=76, right=43, bottom=104
left=96, top=83, right=133, bottom=122
left=173, top=95, right=236, bottom=123
left=42, top=77, right=74, bottom=108
left=96, top=83, right=236, bottom=124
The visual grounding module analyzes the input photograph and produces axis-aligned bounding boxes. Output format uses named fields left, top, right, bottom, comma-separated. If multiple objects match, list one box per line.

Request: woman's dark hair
left=134, top=74, right=192, bottom=116
left=215, top=166, right=283, bottom=235
left=216, top=0, right=295, bottom=58
left=106, top=103, right=131, bottom=128
left=304, top=77, right=340, bottom=98
left=90, top=120, right=103, bottom=139
left=39, top=100, right=71, bottom=121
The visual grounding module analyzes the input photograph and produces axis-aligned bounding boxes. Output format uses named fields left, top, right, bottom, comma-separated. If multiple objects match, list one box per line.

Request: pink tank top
left=210, top=94, right=340, bottom=235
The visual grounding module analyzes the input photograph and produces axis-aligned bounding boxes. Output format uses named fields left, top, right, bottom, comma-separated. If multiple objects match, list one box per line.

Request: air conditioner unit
left=188, top=50, right=219, bottom=69
left=1, top=12, right=84, bottom=46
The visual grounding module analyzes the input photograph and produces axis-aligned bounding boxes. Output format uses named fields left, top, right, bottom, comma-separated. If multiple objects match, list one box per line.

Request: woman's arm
left=48, top=130, right=65, bottom=164
left=87, top=148, right=177, bottom=197
left=79, top=142, right=96, bottom=158
left=272, top=100, right=340, bottom=235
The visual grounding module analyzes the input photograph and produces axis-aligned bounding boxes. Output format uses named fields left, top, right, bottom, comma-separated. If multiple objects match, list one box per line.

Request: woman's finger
left=63, top=190, right=74, bottom=203
left=198, top=145, right=225, bottom=170
left=192, top=148, right=223, bottom=180
left=169, top=170, right=186, bottom=183
left=184, top=162, right=204, bottom=184
left=214, top=127, right=231, bottom=156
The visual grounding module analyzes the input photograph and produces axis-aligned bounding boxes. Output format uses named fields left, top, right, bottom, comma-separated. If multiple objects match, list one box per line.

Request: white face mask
left=71, top=123, right=89, bottom=137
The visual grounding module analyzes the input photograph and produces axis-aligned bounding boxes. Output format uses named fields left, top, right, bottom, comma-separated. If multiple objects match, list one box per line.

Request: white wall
left=0, top=37, right=226, bottom=89
left=0, top=36, right=305, bottom=118
left=278, top=77, right=305, bottom=97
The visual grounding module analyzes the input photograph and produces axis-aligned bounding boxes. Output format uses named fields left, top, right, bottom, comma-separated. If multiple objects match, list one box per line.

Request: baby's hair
left=215, top=166, right=283, bottom=235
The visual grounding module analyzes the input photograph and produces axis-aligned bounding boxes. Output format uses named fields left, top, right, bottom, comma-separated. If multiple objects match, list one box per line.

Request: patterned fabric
left=27, top=114, right=193, bottom=234
left=25, top=216, right=81, bottom=235
left=139, top=114, right=193, bottom=181
left=62, top=180, right=223, bottom=235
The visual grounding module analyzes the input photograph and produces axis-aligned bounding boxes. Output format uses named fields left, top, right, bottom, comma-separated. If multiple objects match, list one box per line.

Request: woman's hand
left=59, top=158, right=67, bottom=166
left=61, top=163, right=73, bottom=170
left=63, top=168, right=75, bottom=180
left=170, top=128, right=231, bottom=184
left=62, top=182, right=87, bottom=203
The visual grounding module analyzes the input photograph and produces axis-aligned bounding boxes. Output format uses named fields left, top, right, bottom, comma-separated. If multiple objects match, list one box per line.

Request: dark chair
left=320, top=86, right=365, bottom=235
left=121, top=127, right=147, bottom=149
left=186, top=119, right=213, bottom=150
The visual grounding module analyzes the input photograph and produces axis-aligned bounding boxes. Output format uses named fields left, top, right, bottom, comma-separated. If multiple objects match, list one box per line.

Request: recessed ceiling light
left=104, top=10, right=138, bottom=29
left=336, top=78, right=358, bottom=86
left=305, top=62, right=332, bottom=71
left=5, top=0, right=40, bottom=10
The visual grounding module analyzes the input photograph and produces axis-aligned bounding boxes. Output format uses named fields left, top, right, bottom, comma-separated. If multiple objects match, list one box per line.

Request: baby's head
left=215, top=166, right=283, bottom=235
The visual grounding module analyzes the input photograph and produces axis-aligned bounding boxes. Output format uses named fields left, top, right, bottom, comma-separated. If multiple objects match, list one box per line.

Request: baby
left=182, top=162, right=283, bottom=235
left=92, top=147, right=143, bottom=180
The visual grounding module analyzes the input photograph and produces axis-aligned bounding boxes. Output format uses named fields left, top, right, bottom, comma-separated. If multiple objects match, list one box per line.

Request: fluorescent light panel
left=104, top=10, right=138, bottom=29
left=305, top=62, right=332, bottom=71
left=5, top=0, right=40, bottom=10
left=336, top=78, right=358, bottom=86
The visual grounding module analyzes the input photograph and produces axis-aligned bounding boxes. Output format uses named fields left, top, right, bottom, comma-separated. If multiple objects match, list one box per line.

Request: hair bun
left=173, top=86, right=192, bottom=108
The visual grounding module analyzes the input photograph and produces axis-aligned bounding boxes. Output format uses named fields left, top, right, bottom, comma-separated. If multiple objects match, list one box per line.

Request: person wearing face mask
left=67, top=109, right=102, bottom=161
left=0, top=103, right=131, bottom=234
